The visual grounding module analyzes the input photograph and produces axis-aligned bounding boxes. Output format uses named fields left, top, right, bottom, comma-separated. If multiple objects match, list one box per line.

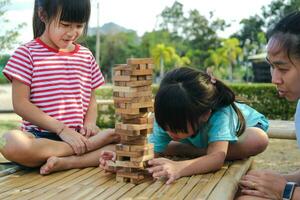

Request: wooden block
left=121, top=137, right=150, bottom=145
left=115, top=143, right=130, bottom=151
left=115, top=129, right=141, bottom=136
left=117, top=153, right=154, bottom=163
left=114, top=101, right=153, bottom=109
left=115, top=123, right=153, bottom=131
left=127, top=58, right=154, bottom=65
left=115, top=128, right=153, bottom=137
left=120, top=135, right=148, bottom=142
left=115, top=160, right=147, bottom=168
left=117, top=171, right=146, bottom=180
left=113, top=85, right=151, bottom=93
left=116, top=174, right=152, bottom=184
left=113, top=96, right=153, bottom=104
left=130, top=143, right=154, bottom=151
left=116, top=148, right=153, bottom=158
left=113, top=64, right=128, bottom=71
left=116, top=106, right=154, bottom=115
left=123, top=116, right=154, bottom=124
left=113, top=90, right=152, bottom=98
left=115, top=143, right=154, bottom=152
left=131, top=68, right=152, bottom=76
left=114, top=80, right=152, bottom=87
left=113, top=75, right=132, bottom=82
left=130, top=153, right=154, bottom=162
left=120, top=113, right=150, bottom=120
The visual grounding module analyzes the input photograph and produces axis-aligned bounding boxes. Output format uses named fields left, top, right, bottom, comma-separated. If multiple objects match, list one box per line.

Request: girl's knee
left=245, top=128, right=269, bottom=155
left=1, top=130, right=34, bottom=163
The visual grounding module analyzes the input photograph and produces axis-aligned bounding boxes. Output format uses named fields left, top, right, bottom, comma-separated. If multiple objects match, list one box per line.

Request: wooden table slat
left=207, top=158, right=253, bottom=200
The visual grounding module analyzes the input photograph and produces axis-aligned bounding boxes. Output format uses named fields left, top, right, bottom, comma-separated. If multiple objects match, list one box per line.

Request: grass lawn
left=0, top=120, right=19, bottom=135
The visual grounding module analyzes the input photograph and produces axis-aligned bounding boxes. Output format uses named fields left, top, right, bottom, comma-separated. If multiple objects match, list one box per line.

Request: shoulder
left=77, top=44, right=93, bottom=55
left=12, top=39, right=44, bottom=57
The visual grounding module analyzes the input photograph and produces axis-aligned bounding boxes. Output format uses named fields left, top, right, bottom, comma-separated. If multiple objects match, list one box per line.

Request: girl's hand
left=99, top=150, right=116, bottom=172
left=80, top=122, right=100, bottom=138
left=148, top=158, right=183, bottom=184
left=239, top=170, right=286, bottom=199
left=59, top=127, right=90, bottom=155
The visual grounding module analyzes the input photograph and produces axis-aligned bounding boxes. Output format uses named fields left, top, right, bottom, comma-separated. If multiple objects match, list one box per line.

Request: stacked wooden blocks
left=112, top=58, right=154, bottom=184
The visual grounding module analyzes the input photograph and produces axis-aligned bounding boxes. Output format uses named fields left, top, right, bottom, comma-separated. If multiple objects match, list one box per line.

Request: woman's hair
left=33, top=0, right=91, bottom=38
left=154, top=67, right=246, bottom=136
left=267, top=11, right=300, bottom=61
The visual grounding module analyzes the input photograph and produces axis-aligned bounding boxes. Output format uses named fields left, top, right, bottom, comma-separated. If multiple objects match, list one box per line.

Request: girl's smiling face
left=41, top=18, right=85, bottom=51
left=267, top=37, right=300, bottom=101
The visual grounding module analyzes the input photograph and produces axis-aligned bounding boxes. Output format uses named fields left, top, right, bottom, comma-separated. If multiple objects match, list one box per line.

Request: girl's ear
left=38, top=7, right=47, bottom=23
left=201, top=110, right=212, bottom=122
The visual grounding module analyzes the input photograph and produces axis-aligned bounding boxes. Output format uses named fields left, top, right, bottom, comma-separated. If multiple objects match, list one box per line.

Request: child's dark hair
left=154, top=67, right=246, bottom=137
left=267, top=11, right=300, bottom=62
left=33, top=0, right=91, bottom=38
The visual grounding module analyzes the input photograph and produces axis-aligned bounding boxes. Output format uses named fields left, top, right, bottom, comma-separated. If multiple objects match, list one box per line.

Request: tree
left=204, top=38, right=243, bottom=81
left=0, top=0, right=25, bottom=50
left=262, top=0, right=300, bottom=29
left=150, top=43, right=190, bottom=81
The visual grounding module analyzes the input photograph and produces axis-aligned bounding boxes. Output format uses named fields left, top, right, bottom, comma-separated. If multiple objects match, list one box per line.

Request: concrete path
left=0, top=84, right=13, bottom=112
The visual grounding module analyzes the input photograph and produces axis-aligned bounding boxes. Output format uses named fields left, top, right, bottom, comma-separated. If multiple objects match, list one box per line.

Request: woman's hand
left=99, top=150, right=116, bottom=172
left=148, top=158, right=184, bottom=184
left=59, top=127, right=90, bottom=155
left=80, top=122, right=100, bottom=138
left=239, top=170, right=287, bottom=199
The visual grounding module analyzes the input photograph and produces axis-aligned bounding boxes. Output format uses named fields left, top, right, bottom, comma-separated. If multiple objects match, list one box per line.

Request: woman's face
left=267, top=37, right=300, bottom=101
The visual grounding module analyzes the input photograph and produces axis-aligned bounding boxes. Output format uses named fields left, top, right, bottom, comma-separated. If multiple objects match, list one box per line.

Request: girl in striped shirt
left=1, top=0, right=119, bottom=174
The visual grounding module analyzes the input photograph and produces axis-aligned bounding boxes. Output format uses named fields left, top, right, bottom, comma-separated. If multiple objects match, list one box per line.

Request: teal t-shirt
left=149, top=103, right=269, bottom=153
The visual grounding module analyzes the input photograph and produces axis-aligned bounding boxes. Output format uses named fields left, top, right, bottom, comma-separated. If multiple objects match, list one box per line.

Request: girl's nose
left=271, top=68, right=282, bottom=85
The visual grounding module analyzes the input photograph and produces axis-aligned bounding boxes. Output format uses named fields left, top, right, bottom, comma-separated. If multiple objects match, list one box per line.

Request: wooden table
left=0, top=158, right=252, bottom=200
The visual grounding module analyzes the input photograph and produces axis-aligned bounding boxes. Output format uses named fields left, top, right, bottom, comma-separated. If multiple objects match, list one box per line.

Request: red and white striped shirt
left=3, top=38, right=105, bottom=132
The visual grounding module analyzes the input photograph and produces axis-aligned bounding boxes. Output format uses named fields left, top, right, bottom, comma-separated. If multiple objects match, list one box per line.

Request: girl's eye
left=61, top=23, right=70, bottom=27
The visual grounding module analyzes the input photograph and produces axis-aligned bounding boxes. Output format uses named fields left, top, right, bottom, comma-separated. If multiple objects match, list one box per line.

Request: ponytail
left=214, top=80, right=246, bottom=136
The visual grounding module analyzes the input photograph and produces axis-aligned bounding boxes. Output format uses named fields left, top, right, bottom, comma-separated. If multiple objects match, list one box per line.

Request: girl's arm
left=13, top=79, right=64, bottom=133
left=148, top=141, right=228, bottom=184
left=12, top=79, right=89, bottom=155
left=80, top=90, right=100, bottom=137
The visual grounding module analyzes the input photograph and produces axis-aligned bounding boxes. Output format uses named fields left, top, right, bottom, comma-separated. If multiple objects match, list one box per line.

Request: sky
left=2, top=0, right=273, bottom=45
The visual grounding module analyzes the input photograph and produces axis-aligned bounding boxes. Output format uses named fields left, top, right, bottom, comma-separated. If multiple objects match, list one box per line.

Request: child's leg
left=226, top=127, right=269, bottom=160
left=86, top=129, right=120, bottom=151
left=40, top=144, right=116, bottom=174
left=1, top=130, right=74, bottom=167
left=1, top=129, right=119, bottom=167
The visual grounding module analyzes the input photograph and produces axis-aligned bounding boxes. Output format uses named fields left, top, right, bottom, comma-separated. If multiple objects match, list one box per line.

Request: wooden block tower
left=112, top=58, right=154, bottom=184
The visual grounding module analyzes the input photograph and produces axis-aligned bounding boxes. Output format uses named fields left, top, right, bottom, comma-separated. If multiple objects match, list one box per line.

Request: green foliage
left=204, top=38, right=243, bottom=81
left=96, top=104, right=116, bottom=129
left=0, top=54, right=9, bottom=84
left=95, top=83, right=297, bottom=128
left=0, top=0, right=26, bottom=50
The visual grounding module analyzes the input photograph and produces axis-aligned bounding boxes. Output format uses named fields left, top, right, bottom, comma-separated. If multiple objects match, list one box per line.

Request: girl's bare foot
left=40, top=156, right=71, bottom=175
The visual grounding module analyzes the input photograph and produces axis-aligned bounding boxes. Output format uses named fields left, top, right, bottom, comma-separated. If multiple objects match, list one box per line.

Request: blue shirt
left=149, top=103, right=269, bottom=153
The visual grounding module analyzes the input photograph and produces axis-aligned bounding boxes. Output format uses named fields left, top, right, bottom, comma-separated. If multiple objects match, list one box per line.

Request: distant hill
left=88, top=22, right=134, bottom=35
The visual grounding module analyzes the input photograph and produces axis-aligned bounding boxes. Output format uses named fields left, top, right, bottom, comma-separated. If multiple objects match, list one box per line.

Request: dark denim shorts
left=253, top=122, right=266, bottom=131
left=28, top=128, right=62, bottom=141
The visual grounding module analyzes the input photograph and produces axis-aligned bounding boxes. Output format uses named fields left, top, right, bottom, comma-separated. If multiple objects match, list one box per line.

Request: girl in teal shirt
left=99, top=67, right=269, bottom=184
left=147, top=67, right=269, bottom=184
